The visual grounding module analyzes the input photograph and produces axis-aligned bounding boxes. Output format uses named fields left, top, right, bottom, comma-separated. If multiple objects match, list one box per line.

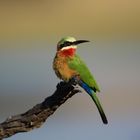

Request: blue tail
left=79, top=81, right=108, bottom=124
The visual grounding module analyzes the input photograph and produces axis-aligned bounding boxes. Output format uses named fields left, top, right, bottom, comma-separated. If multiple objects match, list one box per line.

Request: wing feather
left=68, top=55, right=100, bottom=92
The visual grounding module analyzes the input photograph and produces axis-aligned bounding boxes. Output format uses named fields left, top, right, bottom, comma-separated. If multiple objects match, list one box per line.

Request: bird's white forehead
left=65, top=37, right=76, bottom=42
left=58, top=36, right=76, bottom=46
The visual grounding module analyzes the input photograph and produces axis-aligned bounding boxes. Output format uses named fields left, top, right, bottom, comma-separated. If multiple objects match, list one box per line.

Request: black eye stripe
left=60, top=41, right=73, bottom=49
left=65, top=41, right=72, bottom=46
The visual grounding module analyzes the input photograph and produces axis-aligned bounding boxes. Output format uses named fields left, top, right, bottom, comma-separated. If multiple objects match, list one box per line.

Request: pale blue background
left=0, top=39, right=140, bottom=140
left=0, top=0, right=140, bottom=139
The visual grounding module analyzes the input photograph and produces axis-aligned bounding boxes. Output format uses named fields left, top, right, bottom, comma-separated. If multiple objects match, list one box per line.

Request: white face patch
left=66, top=37, right=76, bottom=42
left=61, top=45, right=77, bottom=51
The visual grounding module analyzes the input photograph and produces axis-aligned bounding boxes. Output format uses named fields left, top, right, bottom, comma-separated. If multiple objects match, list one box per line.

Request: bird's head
left=57, top=37, right=89, bottom=52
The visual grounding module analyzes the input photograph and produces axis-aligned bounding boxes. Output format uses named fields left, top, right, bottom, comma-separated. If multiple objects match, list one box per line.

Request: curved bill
left=73, top=40, right=90, bottom=45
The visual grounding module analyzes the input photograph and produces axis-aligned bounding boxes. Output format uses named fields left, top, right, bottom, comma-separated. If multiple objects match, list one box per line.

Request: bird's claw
left=69, top=75, right=80, bottom=85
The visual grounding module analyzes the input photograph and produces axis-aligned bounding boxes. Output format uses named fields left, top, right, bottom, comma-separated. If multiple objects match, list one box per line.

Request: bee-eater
left=53, top=37, right=108, bottom=124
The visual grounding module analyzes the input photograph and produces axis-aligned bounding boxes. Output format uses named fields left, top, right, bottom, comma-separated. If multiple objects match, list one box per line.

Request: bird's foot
left=69, top=75, right=80, bottom=86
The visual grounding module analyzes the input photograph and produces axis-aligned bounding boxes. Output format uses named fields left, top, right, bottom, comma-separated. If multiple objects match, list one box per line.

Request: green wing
left=68, top=54, right=100, bottom=92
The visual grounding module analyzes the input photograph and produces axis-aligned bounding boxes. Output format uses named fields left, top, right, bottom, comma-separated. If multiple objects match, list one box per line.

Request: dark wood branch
left=0, top=81, right=80, bottom=139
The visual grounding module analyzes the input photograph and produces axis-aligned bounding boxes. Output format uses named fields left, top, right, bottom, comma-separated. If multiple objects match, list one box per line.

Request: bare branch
left=0, top=81, right=80, bottom=139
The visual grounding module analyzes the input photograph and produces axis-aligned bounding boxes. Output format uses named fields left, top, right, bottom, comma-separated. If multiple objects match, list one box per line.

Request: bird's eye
left=59, top=41, right=72, bottom=50
left=64, top=41, right=71, bottom=46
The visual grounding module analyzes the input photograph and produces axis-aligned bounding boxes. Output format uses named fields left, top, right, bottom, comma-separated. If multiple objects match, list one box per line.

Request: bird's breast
left=53, top=55, right=77, bottom=81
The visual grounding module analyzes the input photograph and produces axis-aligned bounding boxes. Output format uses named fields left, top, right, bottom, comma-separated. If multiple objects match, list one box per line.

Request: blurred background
left=0, top=0, right=140, bottom=140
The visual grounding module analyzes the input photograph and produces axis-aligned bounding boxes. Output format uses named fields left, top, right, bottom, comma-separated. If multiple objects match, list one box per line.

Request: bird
left=53, top=36, right=108, bottom=124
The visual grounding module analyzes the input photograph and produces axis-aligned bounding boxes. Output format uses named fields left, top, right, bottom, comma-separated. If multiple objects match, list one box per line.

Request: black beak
left=73, top=40, right=90, bottom=45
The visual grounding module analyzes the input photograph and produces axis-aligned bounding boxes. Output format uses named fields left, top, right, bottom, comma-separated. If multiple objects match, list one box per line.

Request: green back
left=68, top=54, right=100, bottom=92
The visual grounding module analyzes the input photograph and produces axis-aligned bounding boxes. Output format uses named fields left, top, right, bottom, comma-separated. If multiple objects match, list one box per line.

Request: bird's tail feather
left=90, top=92, right=108, bottom=124
left=78, top=80, right=108, bottom=124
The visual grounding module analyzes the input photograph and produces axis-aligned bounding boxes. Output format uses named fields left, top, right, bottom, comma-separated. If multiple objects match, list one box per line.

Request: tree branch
left=0, top=81, right=80, bottom=139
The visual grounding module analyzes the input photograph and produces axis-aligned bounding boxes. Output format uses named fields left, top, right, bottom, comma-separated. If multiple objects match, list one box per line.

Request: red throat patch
left=60, top=48, right=76, bottom=56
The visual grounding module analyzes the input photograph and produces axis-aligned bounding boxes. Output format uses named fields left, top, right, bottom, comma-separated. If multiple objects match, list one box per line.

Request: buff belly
left=53, top=56, right=77, bottom=82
